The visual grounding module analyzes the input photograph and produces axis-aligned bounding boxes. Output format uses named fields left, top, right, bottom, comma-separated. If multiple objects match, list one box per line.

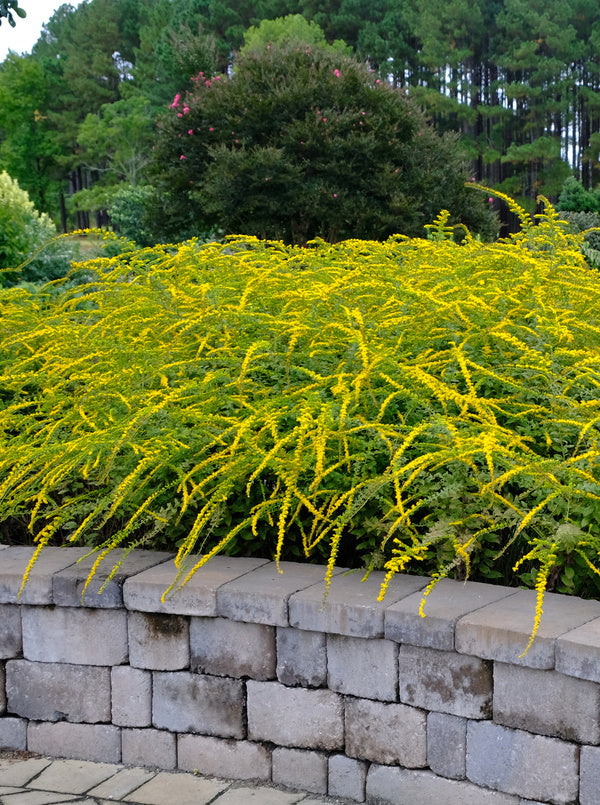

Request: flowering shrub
left=2, top=195, right=600, bottom=646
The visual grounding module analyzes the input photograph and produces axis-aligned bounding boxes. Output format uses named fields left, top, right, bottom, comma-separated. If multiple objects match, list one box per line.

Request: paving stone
left=111, top=666, right=152, bottom=727
left=0, top=605, right=22, bottom=658
left=87, top=767, right=157, bottom=799
left=152, top=671, right=244, bottom=738
left=27, top=759, right=119, bottom=794
left=190, top=617, right=275, bottom=679
left=0, top=757, right=52, bottom=786
left=466, top=721, right=579, bottom=803
left=455, top=589, right=600, bottom=668
left=494, top=662, right=600, bottom=742
left=327, top=635, right=397, bottom=701
left=247, top=680, right=343, bottom=750
left=580, top=745, right=600, bottom=805
left=384, top=578, right=517, bottom=650
left=122, top=770, right=229, bottom=804
left=0, top=547, right=89, bottom=605
left=0, top=717, right=27, bottom=750
left=276, top=628, right=327, bottom=688
left=555, top=616, right=600, bottom=682
left=345, top=697, right=427, bottom=767
left=217, top=562, right=347, bottom=627
left=21, top=606, right=128, bottom=666
left=27, top=722, right=121, bottom=764
left=272, top=747, right=327, bottom=794
left=426, top=712, right=467, bottom=780
left=121, top=728, right=177, bottom=770
left=122, top=555, right=270, bottom=616
left=128, top=612, right=189, bottom=670
left=178, top=734, right=271, bottom=780
left=212, top=787, right=305, bottom=804
left=288, top=570, right=429, bottom=638
left=0, top=792, right=79, bottom=804
left=52, top=549, right=174, bottom=608
left=7, top=660, right=111, bottom=723
left=366, top=765, right=520, bottom=804
left=398, top=644, right=492, bottom=718
left=327, top=754, right=367, bottom=802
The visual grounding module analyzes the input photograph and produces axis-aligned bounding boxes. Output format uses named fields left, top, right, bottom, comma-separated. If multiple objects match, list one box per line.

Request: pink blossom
left=177, top=113, right=183, bottom=118
left=180, top=155, right=185, bottom=160
left=488, top=197, right=494, bottom=203
left=183, top=106, right=190, bottom=114
left=333, top=69, right=341, bottom=78
left=188, top=129, right=193, bottom=135
left=209, top=127, right=214, bottom=131
left=376, top=79, right=381, bottom=84
left=169, top=94, right=181, bottom=109
left=333, top=193, right=338, bottom=197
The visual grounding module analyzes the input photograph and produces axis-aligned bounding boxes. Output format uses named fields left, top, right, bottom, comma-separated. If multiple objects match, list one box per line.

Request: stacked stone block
left=1, top=545, right=600, bottom=803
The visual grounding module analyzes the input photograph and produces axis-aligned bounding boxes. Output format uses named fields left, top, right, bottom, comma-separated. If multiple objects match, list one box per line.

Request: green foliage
left=0, top=0, right=25, bottom=27
left=107, top=184, right=157, bottom=246
left=240, top=13, right=350, bottom=55
left=557, top=176, right=600, bottom=213
left=149, top=41, right=497, bottom=244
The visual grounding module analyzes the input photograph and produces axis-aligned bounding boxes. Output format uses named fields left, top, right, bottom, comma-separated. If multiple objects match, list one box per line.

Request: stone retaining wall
left=2, top=544, right=600, bottom=804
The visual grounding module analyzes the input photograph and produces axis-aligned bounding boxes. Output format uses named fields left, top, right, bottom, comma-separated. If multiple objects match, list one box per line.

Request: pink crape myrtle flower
left=170, top=94, right=181, bottom=109
left=333, top=69, right=341, bottom=78
left=180, top=155, right=186, bottom=160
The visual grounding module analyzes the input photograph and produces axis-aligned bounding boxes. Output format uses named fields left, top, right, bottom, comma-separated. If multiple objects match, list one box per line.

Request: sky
left=0, top=1, right=76, bottom=62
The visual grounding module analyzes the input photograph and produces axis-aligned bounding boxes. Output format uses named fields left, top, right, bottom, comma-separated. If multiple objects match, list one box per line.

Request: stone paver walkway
left=0, top=755, right=354, bottom=805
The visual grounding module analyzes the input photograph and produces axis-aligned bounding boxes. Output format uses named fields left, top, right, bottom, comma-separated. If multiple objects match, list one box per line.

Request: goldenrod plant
left=2, top=194, right=600, bottom=649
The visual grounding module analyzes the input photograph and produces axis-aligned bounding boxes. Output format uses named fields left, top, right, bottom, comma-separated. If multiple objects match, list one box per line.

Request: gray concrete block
left=345, top=697, right=427, bottom=767
left=328, top=754, right=367, bottom=802
left=289, top=570, right=429, bottom=638
left=427, top=712, right=467, bottom=780
left=556, top=616, right=600, bottom=682
left=455, top=589, right=600, bottom=668
left=276, top=627, right=327, bottom=688
left=217, top=561, right=346, bottom=626
left=190, top=617, right=275, bottom=680
left=53, top=549, right=174, bottom=608
left=494, top=662, right=600, bottom=743
left=7, top=659, right=110, bottom=723
left=121, top=727, right=177, bottom=769
left=327, top=634, right=397, bottom=701
left=128, top=611, right=189, bottom=670
left=178, top=734, right=271, bottom=781
left=398, top=644, right=492, bottom=718
left=366, top=765, right=520, bottom=804
left=580, top=745, right=600, bottom=805
left=0, top=665, right=5, bottom=714
left=27, top=721, right=121, bottom=763
left=21, top=606, right=128, bottom=666
left=152, top=671, right=244, bottom=738
left=247, top=680, right=343, bottom=750
left=122, top=555, right=270, bottom=616
left=111, top=666, right=152, bottom=727
left=0, top=546, right=89, bottom=604
left=0, top=605, right=21, bottom=658
left=0, top=717, right=26, bottom=750
left=272, top=747, right=327, bottom=794
left=466, top=721, right=579, bottom=804
left=384, top=578, right=517, bottom=650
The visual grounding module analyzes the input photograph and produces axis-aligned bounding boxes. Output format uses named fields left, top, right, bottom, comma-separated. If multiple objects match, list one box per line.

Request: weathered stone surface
left=27, top=758, right=118, bottom=794
left=327, top=634, right=397, bottom=701
left=88, top=767, right=157, bottom=799
left=190, top=617, right=275, bottom=680
left=122, top=555, right=270, bottom=616
left=52, top=549, right=174, bottom=608
left=27, top=722, right=121, bottom=763
left=455, top=590, right=600, bottom=669
left=345, top=697, right=427, bottom=767
left=152, top=671, right=244, bottom=738
left=366, top=765, right=520, bottom=804
left=0, top=756, right=52, bottom=786
left=217, top=561, right=346, bottom=626
left=6, top=659, right=110, bottom=723
left=398, top=644, right=492, bottom=718
left=276, top=627, right=327, bottom=688
left=289, top=571, right=429, bottom=638
left=427, top=712, right=467, bottom=780
left=0, top=546, right=88, bottom=604
left=466, top=721, right=579, bottom=804
left=555, top=616, right=600, bottom=682
left=494, top=662, right=600, bottom=743
left=121, top=770, right=228, bottom=805
left=121, top=727, right=177, bottom=770
left=272, top=747, right=327, bottom=794
left=178, top=734, right=271, bottom=781
left=0, top=717, right=26, bottom=750
left=21, top=606, right=128, bottom=666
left=128, top=611, right=189, bottom=671
left=0, top=605, right=21, bottom=658
left=385, top=578, right=517, bottom=650
left=328, top=754, right=367, bottom=802
left=111, top=666, right=152, bottom=727
left=580, top=745, right=600, bottom=805
left=247, top=680, right=343, bottom=750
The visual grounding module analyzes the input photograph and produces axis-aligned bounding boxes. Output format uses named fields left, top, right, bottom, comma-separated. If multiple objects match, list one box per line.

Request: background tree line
left=1, top=0, right=599, bottom=236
